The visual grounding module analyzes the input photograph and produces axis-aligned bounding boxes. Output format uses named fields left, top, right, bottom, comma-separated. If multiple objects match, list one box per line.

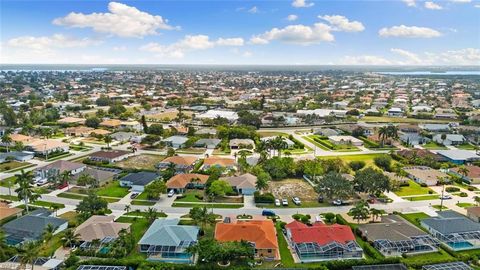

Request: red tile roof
left=286, top=221, right=355, bottom=246
left=215, top=220, right=278, bottom=249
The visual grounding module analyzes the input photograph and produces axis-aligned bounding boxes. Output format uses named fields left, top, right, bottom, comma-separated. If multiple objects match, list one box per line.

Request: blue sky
left=1, top=0, right=479, bottom=65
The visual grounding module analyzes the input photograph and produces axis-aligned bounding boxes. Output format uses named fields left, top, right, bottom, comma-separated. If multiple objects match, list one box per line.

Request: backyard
left=116, top=154, right=165, bottom=171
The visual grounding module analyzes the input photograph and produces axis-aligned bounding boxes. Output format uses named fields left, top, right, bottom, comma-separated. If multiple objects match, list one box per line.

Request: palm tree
left=190, top=206, right=216, bottom=232
left=370, top=208, right=382, bottom=222
left=18, top=241, right=40, bottom=270
left=15, top=170, right=39, bottom=213
left=124, top=204, right=131, bottom=214
left=475, top=196, right=480, bottom=206
left=60, top=171, right=72, bottom=190
left=42, top=224, right=55, bottom=243
left=378, top=126, right=389, bottom=146
left=348, top=200, right=370, bottom=224
left=1, top=133, right=12, bottom=152
left=61, top=229, right=80, bottom=248
left=145, top=207, right=158, bottom=224
left=458, top=166, right=470, bottom=179
left=255, top=177, right=268, bottom=192
left=104, top=135, right=113, bottom=148
left=387, top=125, right=399, bottom=141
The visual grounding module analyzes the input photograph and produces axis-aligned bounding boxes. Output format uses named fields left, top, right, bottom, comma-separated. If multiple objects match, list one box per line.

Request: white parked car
left=282, top=198, right=288, bottom=206
left=274, top=199, right=281, bottom=206
left=332, top=199, right=343, bottom=206
left=167, top=190, right=175, bottom=197
left=292, top=197, right=301, bottom=205
left=440, top=194, right=452, bottom=200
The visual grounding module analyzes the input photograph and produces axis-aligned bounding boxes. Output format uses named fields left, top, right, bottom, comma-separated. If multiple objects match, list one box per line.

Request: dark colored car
left=262, top=209, right=276, bottom=217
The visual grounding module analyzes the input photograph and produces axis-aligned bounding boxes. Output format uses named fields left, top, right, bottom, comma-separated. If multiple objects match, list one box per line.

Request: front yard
left=95, top=181, right=129, bottom=198
left=394, top=180, right=435, bottom=196
left=116, top=154, right=165, bottom=171
left=423, top=141, right=448, bottom=150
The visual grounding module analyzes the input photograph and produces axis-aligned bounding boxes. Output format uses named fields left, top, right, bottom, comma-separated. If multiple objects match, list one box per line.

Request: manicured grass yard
left=423, top=141, right=448, bottom=150
left=257, top=131, right=289, bottom=138
left=96, top=181, right=129, bottom=198
left=172, top=202, right=243, bottom=208
left=131, top=200, right=156, bottom=206
left=394, top=180, right=435, bottom=196
left=33, top=201, right=65, bottom=209
left=58, top=191, right=120, bottom=203
left=318, top=153, right=387, bottom=169
left=401, top=212, right=430, bottom=227
left=456, top=202, right=475, bottom=208
left=0, top=194, right=19, bottom=201
left=403, top=195, right=439, bottom=201
left=432, top=205, right=448, bottom=210
left=275, top=222, right=295, bottom=267
left=456, top=143, right=478, bottom=150
left=0, top=176, right=16, bottom=187
left=175, top=190, right=204, bottom=203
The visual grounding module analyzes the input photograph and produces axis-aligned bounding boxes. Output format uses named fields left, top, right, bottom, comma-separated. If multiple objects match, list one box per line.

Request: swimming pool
left=447, top=242, right=474, bottom=250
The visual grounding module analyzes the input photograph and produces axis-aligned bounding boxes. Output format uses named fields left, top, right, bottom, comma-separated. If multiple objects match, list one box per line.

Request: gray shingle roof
left=421, top=211, right=480, bottom=234
left=120, top=171, right=159, bottom=186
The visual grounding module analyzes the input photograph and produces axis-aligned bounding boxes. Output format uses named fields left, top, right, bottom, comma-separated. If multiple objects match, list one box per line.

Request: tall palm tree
left=255, top=178, right=268, bottom=192
left=1, top=133, right=12, bottom=152
left=104, top=135, right=113, bottom=148
left=190, top=206, right=216, bottom=232
left=60, top=171, right=72, bottom=190
left=15, top=170, right=39, bottom=213
left=370, top=208, right=382, bottom=222
left=387, top=125, right=399, bottom=140
left=348, top=200, right=370, bottom=224
left=61, top=229, right=80, bottom=248
left=474, top=196, right=480, bottom=206
left=124, top=204, right=131, bottom=214
left=42, top=224, right=55, bottom=243
left=378, top=126, right=389, bottom=146
left=18, top=241, right=40, bottom=270
left=458, top=166, right=470, bottom=179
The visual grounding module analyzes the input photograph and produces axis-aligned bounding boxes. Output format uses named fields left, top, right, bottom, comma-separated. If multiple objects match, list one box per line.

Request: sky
left=1, top=0, right=479, bottom=65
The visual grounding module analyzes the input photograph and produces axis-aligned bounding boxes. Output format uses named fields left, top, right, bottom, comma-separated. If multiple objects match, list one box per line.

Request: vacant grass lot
left=317, top=153, right=386, bottom=169
left=403, top=195, right=440, bottom=201
left=116, top=154, right=165, bottom=171
left=456, top=143, right=478, bottom=150
left=401, top=212, right=430, bottom=227
left=394, top=180, right=435, bottom=196
left=257, top=131, right=289, bottom=138
left=146, top=110, right=193, bottom=121
left=0, top=161, right=33, bottom=172
left=96, top=181, right=129, bottom=198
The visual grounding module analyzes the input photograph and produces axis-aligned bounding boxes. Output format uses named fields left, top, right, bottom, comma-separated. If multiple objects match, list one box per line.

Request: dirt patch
left=267, top=179, right=317, bottom=201
left=116, top=154, right=165, bottom=170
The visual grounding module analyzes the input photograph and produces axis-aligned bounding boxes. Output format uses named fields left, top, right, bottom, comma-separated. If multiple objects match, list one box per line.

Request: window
left=267, top=249, right=272, bottom=253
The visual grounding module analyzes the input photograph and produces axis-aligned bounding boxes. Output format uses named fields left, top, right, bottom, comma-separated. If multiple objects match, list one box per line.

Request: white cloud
left=427, top=48, right=480, bottom=65
left=52, top=2, right=175, bottom=38
left=424, top=1, right=443, bottom=9
left=113, top=46, right=127, bottom=51
left=340, top=55, right=392, bottom=65
left=248, top=6, right=259, bottom=13
left=242, top=51, right=253, bottom=57
left=390, top=48, right=422, bottom=64
left=6, top=34, right=100, bottom=51
left=250, top=23, right=334, bottom=45
left=287, top=14, right=298, bottom=21
left=292, top=0, right=314, bottom=8
left=140, top=35, right=244, bottom=58
left=402, top=0, right=416, bottom=7
left=475, top=4, right=480, bottom=7
left=379, top=25, right=442, bottom=38
left=318, top=15, right=365, bottom=32
left=449, top=0, right=471, bottom=3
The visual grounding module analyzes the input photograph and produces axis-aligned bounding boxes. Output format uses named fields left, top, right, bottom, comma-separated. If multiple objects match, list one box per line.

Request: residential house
left=110, top=132, right=136, bottom=142
left=34, top=160, right=86, bottom=182
left=0, top=202, right=22, bottom=222
left=2, top=209, right=68, bottom=245
left=400, top=133, right=429, bottom=146
left=72, top=167, right=119, bottom=186
left=26, top=139, right=69, bottom=156
left=162, top=136, right=188, bottom=149
left=260, top=136, right=295, bottom=148
left=436, top=150, right=480, bottom=165
left=0, top=256, right=63, bottom=270
left=328, top=136, right=363, bottom=146
left=58, top=117, right=86, bottom=125
left=352, top=264, right=408, bottom=270
left=229, top=138, right=255, bottom=150
left=202, top=157, right=236, bottom=171
left=285, top=220, right=363, bottom=262
left=100, top=119, right=121, bottom=129
left=119, top=172, right=160, bottom=192
left=421, top=211, right=480, bottom=251
left=404, top=166, right=448, bottom=186
left=387, top=107, right=404, bottom=117
left=89, top=150, right=131, bottom=163
left=215, top=220, right=279, bottom=260
left=157, top=156, right=198, bottom=173
left=221, top=173, right=257, bottom=195
left=419, top=124, right=451, bottom=132
left=466, top=207, right=480, bottom=223
left=449, top=165, right=480, bottom=184
left=197, top=110, right=239, bottom=122
left=0, top=151, right=34, bottom=162
left=75, top=215, right=131, bottom=248
left=138, top=218, right=199, bottom=263
left=358, top=215, right=439, bottom=257
left=194, top=138, right=221, bottom=149
left=433, top=134, right=466, bottom=146
left=65, top=126, right=94, bottom=137
left=166, top=173, right=209, bottom=193
left=314, top=128, right=340, bottom=137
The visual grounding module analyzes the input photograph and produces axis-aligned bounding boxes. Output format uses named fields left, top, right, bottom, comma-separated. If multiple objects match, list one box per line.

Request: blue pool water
left=448, top=242, right=474, bottom=250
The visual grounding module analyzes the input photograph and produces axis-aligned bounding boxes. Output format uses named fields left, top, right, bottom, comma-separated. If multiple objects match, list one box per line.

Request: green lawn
left=403, top=195, right=440, bottom=201
left=275, top=222, right=295, bottom=267
left=96, top=181, right=129, bottom=198
left=0, top=176, right=16, bottom=187
left=317, top=153, right=387, bottom=169
left=131, top=200, right=156, bottom=206
left=432, top=205, right=448, bottom=210
left=258, top=201, right=330, bottom=208
left=401, top=212, right=430, bottom=227
left=257, top=131, right=289, bottom=138
left=400, top=248, right=455, bottom=266
left=456, top=143, right=478, bottom=150
left=0, top=194, right=19, bottom=201
left=58, top=192, right=120, bottom=203
left=33, top=201, right=65, bottom=209
left=307, top=135, right=360, bottom=152
left=175, top=190, right=204, bottom=203
left=0, top=161, right=33, bottom=172
left=423, top=141, right=448, bottom=150
left=395, top=180, right=435, bottom=196
left=171, top=202, right=243, bottom=208
left=122, top=210, right=167, bottom=218
left=457, top=202, right=475, bottom=208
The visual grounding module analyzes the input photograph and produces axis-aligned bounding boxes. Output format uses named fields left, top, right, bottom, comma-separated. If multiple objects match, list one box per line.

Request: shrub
left=420, top=183, right=428, bottom=187
left=373, top=155, right=392, bottom=171
left=459, top=192, right=468, bottom=197
left=446, top=187, right=460, bottom=193
left=468, top=186, right=476, bottom=191
left=349, top=160, right=366, bottom=171
left=253, top=191, right=275, bottom=203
